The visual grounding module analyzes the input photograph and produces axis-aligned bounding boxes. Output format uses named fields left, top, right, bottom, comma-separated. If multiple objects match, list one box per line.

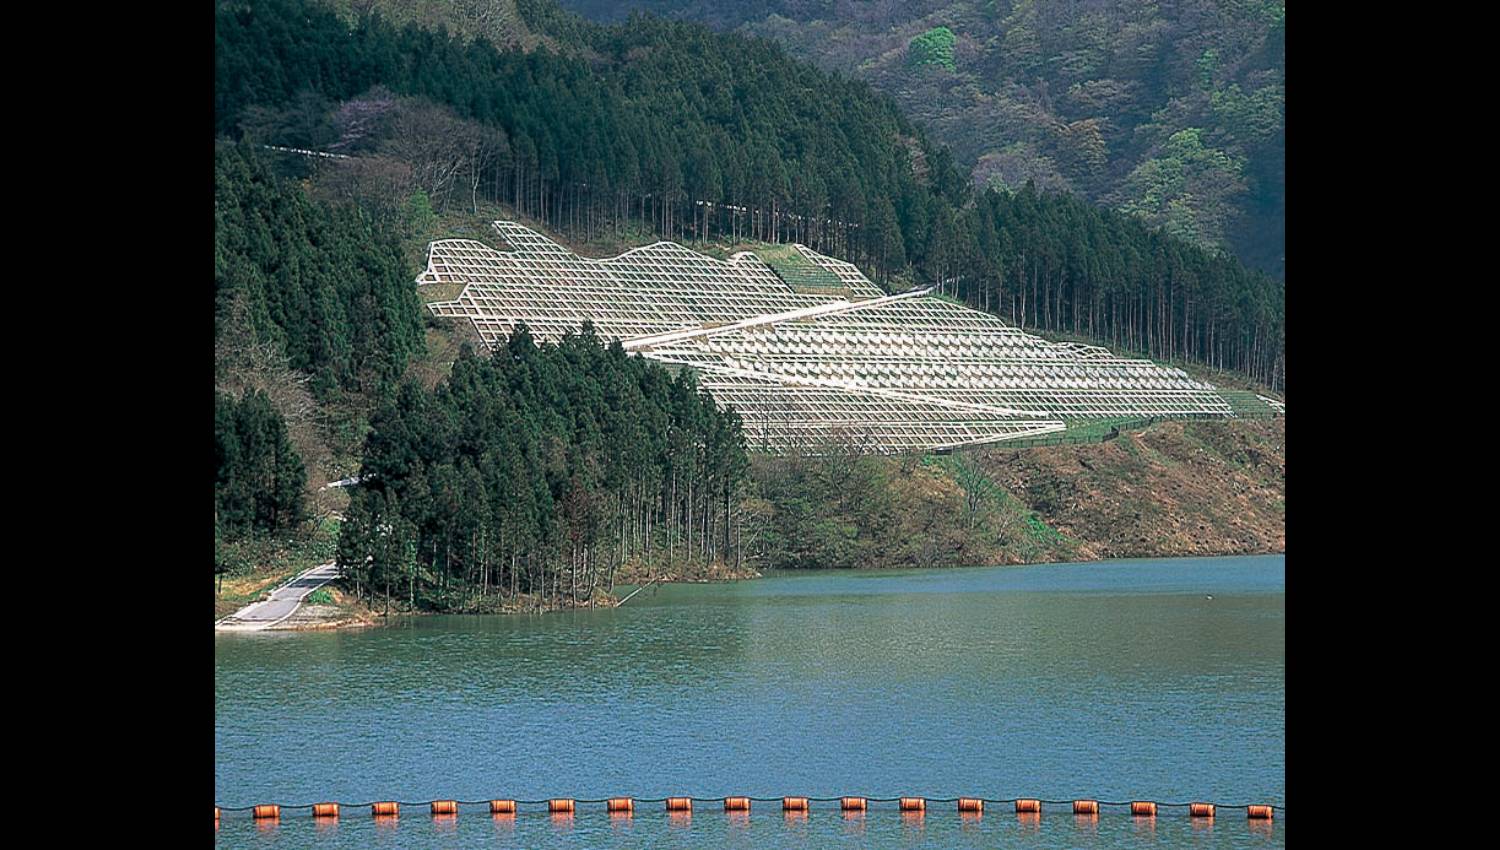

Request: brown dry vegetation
left=972, top=419, right=1285, bottom=561
left=614, top=559, right=762, bottom=586
left=214, top=564, right=304, bottom=621
left=744, top=418, right=1282, bottom=573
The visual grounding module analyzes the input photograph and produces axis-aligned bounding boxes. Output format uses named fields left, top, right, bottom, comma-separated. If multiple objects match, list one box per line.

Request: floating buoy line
left=218, top=796, right=1278, bottom=822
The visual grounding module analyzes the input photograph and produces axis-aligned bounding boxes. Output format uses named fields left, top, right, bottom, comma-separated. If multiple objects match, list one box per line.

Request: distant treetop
left=908, top=27, right=956, bottom=72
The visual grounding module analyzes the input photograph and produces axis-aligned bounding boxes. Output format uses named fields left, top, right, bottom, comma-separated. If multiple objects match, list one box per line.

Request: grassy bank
left=214, top=518, right=339, bottom=621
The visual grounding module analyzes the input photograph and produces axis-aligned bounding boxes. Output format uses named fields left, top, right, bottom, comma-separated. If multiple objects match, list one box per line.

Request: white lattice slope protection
left=421, top=222, right=1236, bottom=453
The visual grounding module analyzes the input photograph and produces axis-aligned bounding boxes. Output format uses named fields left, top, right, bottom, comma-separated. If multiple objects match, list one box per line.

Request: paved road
left=216, top=562, right=340, bottom=631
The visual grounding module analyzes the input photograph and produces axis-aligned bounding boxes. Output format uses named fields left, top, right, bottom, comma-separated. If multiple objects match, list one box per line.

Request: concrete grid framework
left=421, top=222, right=1239, bottom=454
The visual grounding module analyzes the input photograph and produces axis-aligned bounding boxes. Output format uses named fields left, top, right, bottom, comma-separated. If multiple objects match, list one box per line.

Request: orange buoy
left=782, top=796, right=809, bottom=811
left=723, top=796, right=751, bottom=811
left=1247, top=805, right=1274, bottom=819
left=1131, top=801, right=1157, bottom=817
left=899, top=797, right=926, bottom=812
left=1190, top=803, right=1215, bottom=818
left=430, top=801, right=457, bottom=815
left=840, top=796, right=867, bottom=811
left=1073, top=800, right=1099, bottom=815
left=548, top=799, right=575, bottom=814
left=252, top=804, right=280, bottom=820
left=665, top=797, right=692, bottom=812
left=215, top=807, right=221, bottom=822
left=372, top=802, right=399, bottom=817
left=958, top=798, right=984, bottom=813
left=312, top=803, right=339, bottom=819
left=489, top=800, right=516, bottom=815
left=607, top=798, right=634, bottom=814
left=1015, top=799, right=1040, bottom=813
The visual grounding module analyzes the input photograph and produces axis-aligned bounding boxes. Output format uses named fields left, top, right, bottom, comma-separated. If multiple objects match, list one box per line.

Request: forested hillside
left=215, top=0, right=1282, bottom=388
left=337, top=332, right=749, bottom=612
left=561, top=0, right=1286, bottom=279
left=212, top=140, right=1282, bottom=610
left=215, top=141, right=756, bottom=613
left=214, top=1, right=1286, bottom=617
left=215, top=146, right=425, bottom=399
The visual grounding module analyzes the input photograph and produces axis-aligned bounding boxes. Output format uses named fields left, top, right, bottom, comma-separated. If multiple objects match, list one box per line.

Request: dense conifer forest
left=216, top=389, right=308, bottom=539
left=215, top=145, right=425, bottom=398
left=335, top=333, right=748, bottom=611
left=215, top=0, right=1283, bottom=388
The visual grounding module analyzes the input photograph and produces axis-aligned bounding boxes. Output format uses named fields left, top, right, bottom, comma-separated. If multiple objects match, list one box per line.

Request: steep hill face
left=745, top=418, right=1284, bottom=571
left=972, top=418, right=1285, bottom=560
left=560, top=0, right=1286, bottom=279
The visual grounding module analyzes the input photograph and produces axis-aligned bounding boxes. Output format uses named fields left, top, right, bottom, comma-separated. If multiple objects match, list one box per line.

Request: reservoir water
left=215, top=555, right=1285, bottom=848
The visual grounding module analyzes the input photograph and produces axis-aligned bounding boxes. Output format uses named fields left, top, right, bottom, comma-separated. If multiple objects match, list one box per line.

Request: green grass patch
left=754, top=243, right=848, bottom=294
left=1024, top=514, right=1074, bottom=548
left=1217, top=389, right=1281, bottom=417
left=305, top=588, right=335, bottom=606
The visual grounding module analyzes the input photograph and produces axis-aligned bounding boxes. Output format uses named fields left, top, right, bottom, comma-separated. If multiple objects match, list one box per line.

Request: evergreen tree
left=215, top=390, right=307, bottom=538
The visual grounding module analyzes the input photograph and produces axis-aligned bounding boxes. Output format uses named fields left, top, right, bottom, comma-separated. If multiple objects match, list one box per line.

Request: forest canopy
left=335, top=331, right=748, bottom=611
left=214, top=144, right=425, bottom=398
left=215, top=0, right=1283, bottom=388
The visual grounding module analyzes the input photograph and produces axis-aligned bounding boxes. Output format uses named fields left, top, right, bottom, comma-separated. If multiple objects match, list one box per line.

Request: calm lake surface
left=215, top=555, right=1285, bottom=848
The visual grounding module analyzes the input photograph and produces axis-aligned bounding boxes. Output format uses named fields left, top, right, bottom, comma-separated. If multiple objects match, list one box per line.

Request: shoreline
left=228, top=549, right=1283, bottom=632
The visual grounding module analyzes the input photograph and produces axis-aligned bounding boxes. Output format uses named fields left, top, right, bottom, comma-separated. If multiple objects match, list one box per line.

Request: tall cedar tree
left=215, top=389, right=307, bottom=538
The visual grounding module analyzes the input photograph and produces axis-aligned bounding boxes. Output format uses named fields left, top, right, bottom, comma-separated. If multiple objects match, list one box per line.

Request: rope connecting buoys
left=215, top=796, right=1284, bottom=822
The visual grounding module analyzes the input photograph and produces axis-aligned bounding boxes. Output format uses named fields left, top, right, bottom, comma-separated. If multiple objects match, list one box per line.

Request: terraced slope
left=421, top=222, right=1271, bottom=454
